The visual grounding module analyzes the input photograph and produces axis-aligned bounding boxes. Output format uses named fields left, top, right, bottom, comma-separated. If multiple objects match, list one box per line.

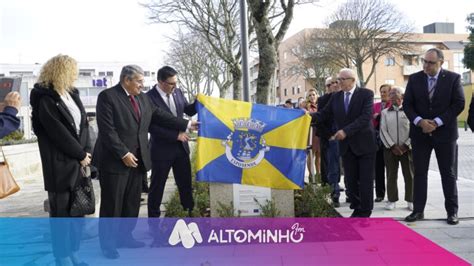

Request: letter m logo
left=168, top=219, right=203, bottom=249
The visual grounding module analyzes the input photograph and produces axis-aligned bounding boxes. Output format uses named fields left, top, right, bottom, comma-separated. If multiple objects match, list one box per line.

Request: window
left=284, top=89, right=287, bottom=96
left=98, top=71, right=106, bottom=76
left=453, top=53, right=468, bottom=75
left=9, top=71, right=33, bottom=76
left=292, top=87, right=295, bottom=95
left=79, top=69, right=95, bottom=77
left=144, top=71, right=151, bottom=77
left=106, top=71, right=113, bottom=77
left=384, top=57, right=395, bottom=66
left=297, top=86, right=301, bottom=94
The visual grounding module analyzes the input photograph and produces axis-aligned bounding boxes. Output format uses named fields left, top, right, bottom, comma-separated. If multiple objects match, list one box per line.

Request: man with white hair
left=312, top=69, right=377, bottom=217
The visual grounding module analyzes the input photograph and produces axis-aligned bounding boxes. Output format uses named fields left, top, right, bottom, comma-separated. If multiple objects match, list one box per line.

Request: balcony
left=403, top=65, right=423, bottom=76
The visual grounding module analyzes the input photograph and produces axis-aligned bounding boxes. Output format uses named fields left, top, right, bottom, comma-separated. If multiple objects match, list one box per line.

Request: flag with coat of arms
left=195, top=94, right=311, bottom=189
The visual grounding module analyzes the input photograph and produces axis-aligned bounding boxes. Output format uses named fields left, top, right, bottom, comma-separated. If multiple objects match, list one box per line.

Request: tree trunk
left=255, top=24, right=277, bottom=104
left=231, top=65, right=242, bottom=100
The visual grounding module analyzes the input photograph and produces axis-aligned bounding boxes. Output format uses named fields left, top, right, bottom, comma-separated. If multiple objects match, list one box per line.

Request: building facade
left=0, top=61, right=159, bottom=139
left=278, top=24, right=470, bottom=103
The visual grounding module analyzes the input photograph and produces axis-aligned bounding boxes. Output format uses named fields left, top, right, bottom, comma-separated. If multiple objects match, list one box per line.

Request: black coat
left=146, top=86, right=196, bottom=161
left=92, top=84, right=189, bottom=173
left=404, top=69, right=465, bottom=143
left=316, top=92, right=334, bottom=139
left=30, top=84, right=90, bottom=192
left=312, top=87, right=377, bottom=156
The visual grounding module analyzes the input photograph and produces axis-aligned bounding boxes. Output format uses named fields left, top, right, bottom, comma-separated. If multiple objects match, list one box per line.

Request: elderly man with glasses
left=403, top=48, right=464, bottom=225
left=312, top=69, right=377, bottom=217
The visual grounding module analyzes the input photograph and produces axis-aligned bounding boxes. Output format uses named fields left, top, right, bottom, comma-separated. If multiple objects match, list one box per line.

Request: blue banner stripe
left=264, top=146, right=306, bottom=187
left=197, top=102, right=232, bottom=140
left=250, top=104, right=305, bottom=134
left=196, top=154, right=243, bottom=184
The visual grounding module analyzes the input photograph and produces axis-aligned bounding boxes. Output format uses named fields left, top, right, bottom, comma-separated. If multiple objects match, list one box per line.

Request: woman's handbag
left=0, top=148, right=20, bottom=199
left=70, top=166, right=95, bottom=216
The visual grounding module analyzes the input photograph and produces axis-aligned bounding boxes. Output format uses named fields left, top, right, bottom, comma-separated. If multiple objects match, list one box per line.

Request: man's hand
left=419, top=119, right=437, bottom=134
left=189, top=121, right=200, bottom=131
left=122, top=152, right=138, bottom=168
left=3, top=92, right=21, bottom=111
left=390, top=145, right=403, bottom=156
left=80, top=152, right=92, bottom=167
left=333, top=130, right=347, bottom=141
left=177, top=132, right=189, bottom=142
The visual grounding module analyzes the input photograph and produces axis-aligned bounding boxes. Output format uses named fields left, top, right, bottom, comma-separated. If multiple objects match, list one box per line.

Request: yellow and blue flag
left=195, top=94, right=311, bottom=189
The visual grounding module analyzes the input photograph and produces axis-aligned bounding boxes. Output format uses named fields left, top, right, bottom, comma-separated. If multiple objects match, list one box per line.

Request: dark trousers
left=99, top=165, right=145, bottom=250
left=147, top=148, right=194, bottom=217
left=411, top=138, right=458, bottom=215
left=374, top=146, right=386, bottom=198
left=342, top=148, right=375, bottom=213
left=320, top=137, right=329, bottom=185
left=383, top=148, right=414, bottom=203
left=327, top=140, right=341, bottom=200
left=48, top=191, right=83, bottom=259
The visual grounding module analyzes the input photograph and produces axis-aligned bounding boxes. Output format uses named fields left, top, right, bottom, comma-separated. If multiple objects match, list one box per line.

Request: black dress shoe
left=332, top=198, right=340, bottom=208
left=405, top=212, right=424, bottom=222
left=447, top=214, right=459, bottom=225
left=102, top=249, right=120, bottom=259
left=374, top=197, right=383, bottom=202
left=350, top=210, right=360, bottom=217
left=117, top=239, right=146, bottom=248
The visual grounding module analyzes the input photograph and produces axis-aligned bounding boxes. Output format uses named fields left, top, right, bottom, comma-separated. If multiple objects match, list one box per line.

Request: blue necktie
left=344, top=92, right=351, bottom=113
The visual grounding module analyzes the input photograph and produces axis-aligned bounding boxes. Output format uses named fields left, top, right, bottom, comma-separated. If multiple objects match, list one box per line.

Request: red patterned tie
left=129, top=95, right=140, bottom=120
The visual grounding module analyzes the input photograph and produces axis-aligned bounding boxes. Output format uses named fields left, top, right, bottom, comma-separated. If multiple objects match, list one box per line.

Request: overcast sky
left=0, top=0, right=472, bottom=65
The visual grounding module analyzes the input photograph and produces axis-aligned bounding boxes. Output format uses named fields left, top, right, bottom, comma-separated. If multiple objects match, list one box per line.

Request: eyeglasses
left=337, top=77, right=354, bottom=82
left=421, top=58, right=439, bottom=65
left=325, top=81, right=337, bottom=87
left=162, top=80, right=177, bottom=87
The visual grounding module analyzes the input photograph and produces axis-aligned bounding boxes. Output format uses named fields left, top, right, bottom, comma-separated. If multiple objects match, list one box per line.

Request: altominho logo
left=168, top=219, right=203, bottom=249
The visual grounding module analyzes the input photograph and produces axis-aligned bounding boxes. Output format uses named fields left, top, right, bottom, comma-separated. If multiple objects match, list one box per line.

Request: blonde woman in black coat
left=30, top=54, right=91, bottom=266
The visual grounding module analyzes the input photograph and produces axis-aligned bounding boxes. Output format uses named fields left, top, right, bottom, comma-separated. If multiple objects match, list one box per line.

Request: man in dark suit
left=93, top=65, right=197, bottom=259
left=317, top=77, right=341, bottom=206
left=312, top=69, right=377, bottom=217
left=404, top=48, right=465, bottom=225
left=467, top=95, right=474, bottom=132
left=147, top=66, right=197, bottom=218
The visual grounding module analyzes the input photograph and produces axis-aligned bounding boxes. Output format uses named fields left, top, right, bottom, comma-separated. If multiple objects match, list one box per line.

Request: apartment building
left=278, top=23, right=470, bottom=103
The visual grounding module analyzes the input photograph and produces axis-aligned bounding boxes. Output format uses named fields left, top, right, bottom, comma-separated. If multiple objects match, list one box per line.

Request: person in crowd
left=318, top=77, right=342, bottom=207
left=0, top=91, right=21, bottom=138
left=146, top=66, right=197, bottom=218
left=372, top=84, right=392, bottom=202
left=30, top=54, right=91, bottom=266
left=304, top=88, right=320, bottom=182
left=312, top=68, right=377, bottom=217
left=93, top=65, right=198, bottom=259
left=467, top=94, right=474, bottom=132
left=297, top=97, right=306, bottom=109
left=380, top=86, right=413, bottom=211
left=284, top=98, right=293, bottom=108
left=403, top=48, right=464, bottom=225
